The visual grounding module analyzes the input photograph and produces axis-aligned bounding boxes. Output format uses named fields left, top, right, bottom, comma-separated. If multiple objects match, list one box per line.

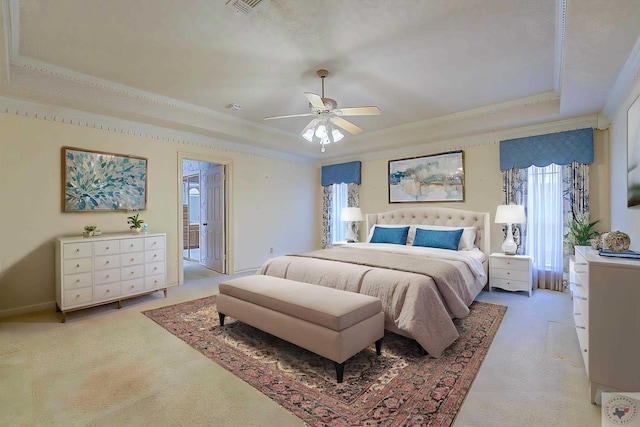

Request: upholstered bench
left=217, top=274, right=384, bottom=383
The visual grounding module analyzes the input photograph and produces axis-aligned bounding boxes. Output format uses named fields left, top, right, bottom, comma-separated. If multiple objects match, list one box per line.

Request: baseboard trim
left=0, top=301, right=56, bottom=318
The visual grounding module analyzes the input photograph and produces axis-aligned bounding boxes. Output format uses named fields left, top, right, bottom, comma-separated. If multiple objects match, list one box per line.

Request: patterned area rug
left=144, top=296, right=506, bottom=426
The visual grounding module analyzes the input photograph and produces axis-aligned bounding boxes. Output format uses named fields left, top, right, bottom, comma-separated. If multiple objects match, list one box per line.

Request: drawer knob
left=106, top=246, right=109, bottom=250
left=76, top=294, right=80, bottom=298
left=130, top=271, right=134, bottom=275
left=75, top=249, right=80, bottom=252
left=75, top=279, right=80, bottom=283
left=106, top=261, right=110, bottom=264
left=106, top=289, right=110, bottom=293
left=153, top=267, right=157, bottom=271
left=130, top=258, right=135, bottom=261
left=153, top=254, right=157, bottom=258
left=106, top=275, right=110, bottom=278
left=130, top=244, right=134, bottom=247
left=76, top=264, right=80, bottom=268
left=130, top=285, right=135, bottom=289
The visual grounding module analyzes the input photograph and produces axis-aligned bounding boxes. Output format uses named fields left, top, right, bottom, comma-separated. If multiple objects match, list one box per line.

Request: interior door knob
left=203, top=223, right=208, bottom=226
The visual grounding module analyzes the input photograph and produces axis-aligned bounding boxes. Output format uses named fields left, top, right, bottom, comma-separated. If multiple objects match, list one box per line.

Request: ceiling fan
left=265, top=69, right=381, bottom=152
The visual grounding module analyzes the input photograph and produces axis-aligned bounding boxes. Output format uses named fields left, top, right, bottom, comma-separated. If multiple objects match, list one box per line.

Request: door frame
left=177, top=152, right=233, bottom=285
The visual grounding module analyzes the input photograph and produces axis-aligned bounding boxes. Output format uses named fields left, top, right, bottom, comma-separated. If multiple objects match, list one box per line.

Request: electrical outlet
left=269, top=247, right=273, bottom=254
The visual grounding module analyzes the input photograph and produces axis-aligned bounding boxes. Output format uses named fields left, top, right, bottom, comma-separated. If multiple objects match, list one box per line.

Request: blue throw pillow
left=413, top=228, right=463, bottom=251
left=369, top=226, right=410, bottom=245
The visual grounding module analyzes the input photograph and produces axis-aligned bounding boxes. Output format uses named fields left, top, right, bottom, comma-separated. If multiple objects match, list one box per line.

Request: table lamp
left=495, top=204, right=526, bottom=255
left=341, top=207, right=363, bottom=242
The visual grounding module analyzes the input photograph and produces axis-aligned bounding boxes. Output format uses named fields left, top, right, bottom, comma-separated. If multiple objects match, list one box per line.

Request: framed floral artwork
left=62, top=147, right=147, bottom=212
left=388, top=150, right=464, bottom=203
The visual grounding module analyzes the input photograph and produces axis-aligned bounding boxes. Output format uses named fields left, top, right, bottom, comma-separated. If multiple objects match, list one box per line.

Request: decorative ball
left=604, top=231, right=631, bottom=252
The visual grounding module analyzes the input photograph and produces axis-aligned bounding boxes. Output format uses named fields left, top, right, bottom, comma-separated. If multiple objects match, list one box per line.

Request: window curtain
left=321, top=161, right=361, bottom=248
left=500, top=129, right=593, bottom=291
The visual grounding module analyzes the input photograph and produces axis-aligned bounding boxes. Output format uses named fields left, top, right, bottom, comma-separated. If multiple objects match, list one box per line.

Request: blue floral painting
left=63, top=147, right=147, bottom=211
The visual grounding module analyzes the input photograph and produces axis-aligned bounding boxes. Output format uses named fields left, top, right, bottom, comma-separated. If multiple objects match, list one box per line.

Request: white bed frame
left=365, top=207, right=491, bottom=274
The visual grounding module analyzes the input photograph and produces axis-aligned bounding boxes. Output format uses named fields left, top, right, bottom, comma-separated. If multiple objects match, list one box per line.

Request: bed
left=257, top=207, right=490, bottom=357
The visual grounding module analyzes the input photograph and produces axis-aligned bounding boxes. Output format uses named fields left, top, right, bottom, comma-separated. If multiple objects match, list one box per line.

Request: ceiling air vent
left=226, top=0, right=264, bottom=15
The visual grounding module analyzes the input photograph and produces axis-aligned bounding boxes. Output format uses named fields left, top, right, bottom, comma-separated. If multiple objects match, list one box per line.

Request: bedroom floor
left=0, top=275, right=601, bottom=426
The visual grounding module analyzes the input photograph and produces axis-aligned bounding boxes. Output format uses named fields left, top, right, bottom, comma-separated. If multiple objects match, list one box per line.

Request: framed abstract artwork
left=388, top=150, right=464, bottom=203
left=62, top=147, right=147, bottom=212
left=628, top=95, right=640, bottom=208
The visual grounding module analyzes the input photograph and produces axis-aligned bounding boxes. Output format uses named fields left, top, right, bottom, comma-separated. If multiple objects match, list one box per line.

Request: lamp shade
left=494, top=204, right=526, bottom=224
left=340, top=207, right=363, bottom=222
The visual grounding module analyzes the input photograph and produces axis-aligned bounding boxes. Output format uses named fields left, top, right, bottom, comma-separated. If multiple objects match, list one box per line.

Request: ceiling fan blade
left=264, top=113, right=314, bottom=120
left=335, top=106, right=381, bottom=116
left=332, top=116, right=363, bottom=135
left=304, top=92, right=326, bottom=110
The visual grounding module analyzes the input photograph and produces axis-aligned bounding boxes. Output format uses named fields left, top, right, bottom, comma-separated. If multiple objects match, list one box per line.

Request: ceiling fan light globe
left=302, top=128, right=314, bottom=142
left=315, top=124, right=327, bottom=138
left=332, top=128, right=344, bottom=142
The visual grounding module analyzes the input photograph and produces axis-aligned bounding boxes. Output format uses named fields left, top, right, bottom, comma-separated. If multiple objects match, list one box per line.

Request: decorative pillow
left=369, top=226, right=410, bottom=245
left=413, top=228, right=464, bottom=251
left=367, top=224, right=410, bottom=242
left=410, top=225, right=477, bottom=250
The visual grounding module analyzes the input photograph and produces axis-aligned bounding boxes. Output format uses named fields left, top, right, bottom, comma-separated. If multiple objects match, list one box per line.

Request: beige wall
left=357, top=130, right=610, bottom=254
left=0, top=114, right=319, bottom=315
left=609, top=77, right=640, bottom=249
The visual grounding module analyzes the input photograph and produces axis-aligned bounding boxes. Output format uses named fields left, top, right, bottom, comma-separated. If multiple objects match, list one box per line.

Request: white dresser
left=489, top=253, right=533, bottom=297
left=570, top=246, right=640, bottom=403
left=55, top=233, right=168, bottom=322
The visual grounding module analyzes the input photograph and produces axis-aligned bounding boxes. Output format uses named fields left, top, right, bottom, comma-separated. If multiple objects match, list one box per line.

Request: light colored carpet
left=0, top=279, right=601, bottom=426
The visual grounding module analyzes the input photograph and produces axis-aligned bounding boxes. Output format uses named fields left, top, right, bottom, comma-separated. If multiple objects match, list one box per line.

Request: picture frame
left=62, top=147, right=147, bottom=212
left=388, top=150, right=464, bottom=203
left=628, top=95, right=640, bottom=208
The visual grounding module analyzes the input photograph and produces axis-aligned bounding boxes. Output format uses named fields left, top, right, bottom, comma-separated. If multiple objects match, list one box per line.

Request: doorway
left=179, top=154, right=231, bottom=285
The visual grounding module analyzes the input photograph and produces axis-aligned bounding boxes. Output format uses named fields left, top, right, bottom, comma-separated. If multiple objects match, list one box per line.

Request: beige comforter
left=257, top=247, right=484, bottom=357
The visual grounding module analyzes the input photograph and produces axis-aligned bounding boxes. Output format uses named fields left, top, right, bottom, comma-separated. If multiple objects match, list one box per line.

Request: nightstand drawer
left=490, top=277, right=529, bottom=293
left=490, top=268, right=530, bottom=282
left=489, top=257, right=529, bottom=271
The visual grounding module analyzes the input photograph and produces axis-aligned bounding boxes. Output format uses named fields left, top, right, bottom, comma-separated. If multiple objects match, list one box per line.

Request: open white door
left=204, top=164, right=225, bottom=273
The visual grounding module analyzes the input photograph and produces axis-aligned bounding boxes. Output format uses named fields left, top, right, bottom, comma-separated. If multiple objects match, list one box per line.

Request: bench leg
left=334, top=362, right=345, bottom=383
left=375, top=338, right=383, bottom=355
left=218, top=312, right=226, bottom=326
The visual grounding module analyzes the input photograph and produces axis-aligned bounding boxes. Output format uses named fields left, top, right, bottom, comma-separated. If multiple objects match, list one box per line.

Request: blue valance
left=500, top=128, right=593, bottom=171
left=321, top=161, right=361, bottom=186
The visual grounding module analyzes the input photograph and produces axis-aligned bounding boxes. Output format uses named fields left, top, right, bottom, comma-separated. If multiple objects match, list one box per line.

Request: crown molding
left=554, top=0, right=567, bottom=95
left=602, top=34, right=640, bottom=123
left=0, top=95, right=315, bottom=164
left=320, top=114, right=599, bottom=165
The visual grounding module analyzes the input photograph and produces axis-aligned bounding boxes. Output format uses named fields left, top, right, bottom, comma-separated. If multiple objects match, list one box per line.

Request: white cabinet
left=489, top=253, right=533, bottom=297
left=571, top=246, right=640, bottom=403
left=55, top=233, right=169, bottom=322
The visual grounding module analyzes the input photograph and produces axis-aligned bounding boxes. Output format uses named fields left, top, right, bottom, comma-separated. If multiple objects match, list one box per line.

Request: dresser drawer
left=121, top=278, right=145, bottom=295
left=145, top=235, right=165, bottom=250
left=94, top=240, right=120, bottom=256
left=94, top=283, right=121, bottom=301
left=63, top=258, right=92, bottom=274
left=63, top=272, right=93, bottom=290
left=144, top=249, right=164, bottom=263
left=63, top=242, right=92, bottom=259
left=145, top=274, right=166, bottom=290
left=94, top=254, right=120, bottom=270
left=489, top=257, right=529, bottom=271
left=121, top=264, right=144, bottom=280
left=120, top=252, right=144, bottom=266
left=94, top=268, right=121, bottom=285
left=145, top=261, right=165, bottom=277
left=491, top=268, right=530, bottom=282
left=120, top=238, right=144, bottom=253
left=63, top=287, right=93, bottom=308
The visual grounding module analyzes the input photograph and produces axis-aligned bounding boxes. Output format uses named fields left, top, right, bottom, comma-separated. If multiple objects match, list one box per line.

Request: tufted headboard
left=366, top=207, right=491, bottom=261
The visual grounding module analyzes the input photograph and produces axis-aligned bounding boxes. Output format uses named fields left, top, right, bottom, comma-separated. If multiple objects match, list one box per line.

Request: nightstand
left=489, top=253, right=533, bottom=297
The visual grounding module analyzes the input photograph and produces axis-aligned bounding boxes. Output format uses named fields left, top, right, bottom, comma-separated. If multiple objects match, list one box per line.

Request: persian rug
left=143, top=296, right=506, bottom=426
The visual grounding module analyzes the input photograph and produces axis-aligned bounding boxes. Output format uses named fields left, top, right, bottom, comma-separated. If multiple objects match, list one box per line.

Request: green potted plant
left=127, top=213, right=145, bottom=233
left=567, top=215, right=600, bottom=249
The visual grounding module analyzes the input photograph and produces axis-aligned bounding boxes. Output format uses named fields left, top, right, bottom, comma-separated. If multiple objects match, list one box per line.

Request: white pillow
left=410, top=225, right=477, bottom=250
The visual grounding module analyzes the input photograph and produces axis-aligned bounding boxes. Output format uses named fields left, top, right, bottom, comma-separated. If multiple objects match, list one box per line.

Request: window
left=525, top=164, right=563, bottom=278
left=331, top=183, right=348, bottom=243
